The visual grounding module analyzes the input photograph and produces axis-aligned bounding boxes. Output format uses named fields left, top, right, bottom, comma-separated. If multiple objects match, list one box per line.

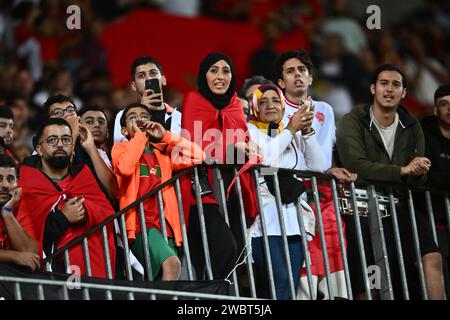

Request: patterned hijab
left=249, top=84, right=285, bottom=137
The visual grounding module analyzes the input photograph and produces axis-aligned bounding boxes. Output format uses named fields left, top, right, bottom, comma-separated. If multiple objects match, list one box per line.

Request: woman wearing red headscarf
left=181, top=53, right=259, bottom=280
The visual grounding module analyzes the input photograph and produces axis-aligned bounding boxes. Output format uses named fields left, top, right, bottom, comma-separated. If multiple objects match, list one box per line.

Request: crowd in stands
left=0, top=0, right=449, bottom=300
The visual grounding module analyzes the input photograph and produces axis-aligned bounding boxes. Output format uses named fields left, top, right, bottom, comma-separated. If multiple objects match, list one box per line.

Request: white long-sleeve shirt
left=248, top=123, right=326, bottom=238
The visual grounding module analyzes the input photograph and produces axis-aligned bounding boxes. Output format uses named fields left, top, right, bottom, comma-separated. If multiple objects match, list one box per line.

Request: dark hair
left=434, top=84, right=450, bottom=104
left=275, top=50, right=313, bottom=82
left=79, top=105, right=108, bottom=122
left=130, top=56, right=163, bottom=79
left=0, top=154, right=17, bottom=174
left=240, top=75, right=273, bottom=98
left=42, top=94, right=77, bottom=119
left=119, top=103, right=151, bottom=128
left=36, top=118, right=72, bottom=144
left=0, top=107, right=14, bottom=120
left=370, top=64, right=408, bottom=88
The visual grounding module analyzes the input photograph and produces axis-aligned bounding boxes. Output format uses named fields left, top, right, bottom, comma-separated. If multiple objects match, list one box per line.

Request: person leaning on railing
left=112, top=103, right=205, bottom=281
left=247, top=83, right=326, bottom=299
left=420, top=84, right=450, bottom=296
left=336, top=64, right=445, bottom=300
left=180, top=52, right=259, bottom=281
left=18, top=118, right=117, bottom=278
left=0, top=154, right=39, bottom=271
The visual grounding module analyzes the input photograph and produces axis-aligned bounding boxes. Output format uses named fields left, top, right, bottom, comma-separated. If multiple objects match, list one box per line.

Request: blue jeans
left=252, top=235, right=304, bottom=300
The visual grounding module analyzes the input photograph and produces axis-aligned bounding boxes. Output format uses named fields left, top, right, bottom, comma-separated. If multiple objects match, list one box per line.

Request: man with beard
left=0, top=154, right=39, bottom=270
left=18, top=118, right=116, bottom=278
left=42, top=95, right=118, bottom=199
left=0, top=107, right=16, bottom=160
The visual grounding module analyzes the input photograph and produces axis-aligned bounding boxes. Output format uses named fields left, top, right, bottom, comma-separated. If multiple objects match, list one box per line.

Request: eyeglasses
left=49, top=106, right=77, bottom=118
left=39, top=135, right=73, bottom=147
left=126, top=114, right=150, bottom=122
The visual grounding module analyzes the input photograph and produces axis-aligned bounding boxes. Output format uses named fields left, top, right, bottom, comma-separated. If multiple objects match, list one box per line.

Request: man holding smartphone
left=113, top=56, right=182, bottom=143
left=275, top=49, right=356, bottom=299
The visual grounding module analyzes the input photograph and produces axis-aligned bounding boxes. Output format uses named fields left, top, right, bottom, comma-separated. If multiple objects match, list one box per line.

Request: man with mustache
left=18, top=118, right=116, bottom=277
left=0, top=154, right=39, bottom=271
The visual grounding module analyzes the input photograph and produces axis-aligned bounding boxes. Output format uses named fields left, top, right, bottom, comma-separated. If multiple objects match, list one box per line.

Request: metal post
left=101, top=225, right=113, bottom=300
left=119, top=213, right=135, bottom=300
left=214, top=168, right=239, bottom=296
left=388, top=191, right=409, bottom=299
left=37, top=284, right=45, bottom=300
left=294, top=198, right=314, bottom=299
left=157, top=190, right=168, bottom=242
left=234, top=169, right=257, bottom=298
left=253, top=169, right=277, bottom=299
left=193, top=167, right=213, bottom=280
left=330, top=179, right=353, bottom=300
left=14, top=282, right=21, bottom=300
left=311, top=176, right=335, bottom=300
left=82, top=238, right=92, bottom=300
left=64, top=249, right=70, bottom=272
left=138, top=201, right=154, bottom=281
left=407, top=189, right=428, bottom=300
left=425, top=191, right=438, bottom=243
left=272, top=172, right=296, bottom=299
left=174, top=178, right=194, bottom=281
left=366, top=185, right=393, bottom=300
left=349, top=182, right=372, bottom=300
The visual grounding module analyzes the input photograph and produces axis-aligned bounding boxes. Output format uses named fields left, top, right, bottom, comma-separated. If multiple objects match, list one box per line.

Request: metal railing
left=0, top=164, right=448, bottom=300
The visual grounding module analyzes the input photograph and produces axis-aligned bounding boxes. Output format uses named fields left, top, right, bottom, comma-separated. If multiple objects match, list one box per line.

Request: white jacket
left=248, top=124, right=326, bottom=238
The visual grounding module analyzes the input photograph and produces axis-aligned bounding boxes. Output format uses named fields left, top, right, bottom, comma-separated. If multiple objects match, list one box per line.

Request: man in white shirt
left=275, top=49, right=357, bottom=299
left=113, top=56, right=181, bottom=143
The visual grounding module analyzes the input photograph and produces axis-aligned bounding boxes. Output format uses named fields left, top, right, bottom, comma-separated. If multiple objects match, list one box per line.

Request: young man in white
left=275, top=49, right=357, bottom=299
left=114, top=56, right=181, bottom=143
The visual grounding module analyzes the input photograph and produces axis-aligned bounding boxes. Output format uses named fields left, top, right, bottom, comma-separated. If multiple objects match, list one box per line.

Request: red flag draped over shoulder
left=18, top=163, right=116, bottom=278
left=181, top=91, right=259, bottom=222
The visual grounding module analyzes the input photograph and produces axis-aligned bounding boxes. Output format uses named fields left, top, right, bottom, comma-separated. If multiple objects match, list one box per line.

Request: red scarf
left=181, top=91, right=259, bottom=222
left=18, top=164, right=116, bottom=278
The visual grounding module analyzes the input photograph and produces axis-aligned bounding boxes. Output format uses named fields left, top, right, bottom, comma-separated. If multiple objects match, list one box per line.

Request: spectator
left=112, top=103, right=204, bottom=280
left=181, top=52, right=259, bottom=280
left=247, top=83, right=325, bottom=299
left=321, top=0, right=367, bottom=56
left=420, top=84, right=450, bottom=295
left=275, top=49, right=356, bottom=299
left=18, top=118, right=116, bottom=277
left=240, top=75, right=273, bottom=119
left=79, top=105, right=111, bottom=157
left=336, top=64, right=444, bottom=300
left=113, top=56, right=182, bottom=143
left=0, top=107, right=16, bottom=160
left=42, top=94, right=118, bottom=199
left=0, top=154, right=39, bottom=270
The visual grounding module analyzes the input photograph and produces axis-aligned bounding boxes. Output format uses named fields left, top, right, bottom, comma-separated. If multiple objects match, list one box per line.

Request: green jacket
left=336, top=104, right=426, bottom=186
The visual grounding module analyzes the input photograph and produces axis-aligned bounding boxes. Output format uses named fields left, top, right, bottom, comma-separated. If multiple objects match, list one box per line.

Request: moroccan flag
left=181, top=91, right=259, bottom=222
left=18, top=163, right=116, bottom=279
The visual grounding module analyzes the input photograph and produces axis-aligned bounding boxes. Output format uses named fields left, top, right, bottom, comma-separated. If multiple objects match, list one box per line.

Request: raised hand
left=145, top=121, right=167, bottom=140
left=141, top=90, right=164, bottom=111
left=3, top=187, right=22, bottom=210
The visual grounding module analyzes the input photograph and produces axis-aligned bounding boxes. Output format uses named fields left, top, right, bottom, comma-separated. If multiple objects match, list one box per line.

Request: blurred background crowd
left=0, top=0, right=449, bottom=162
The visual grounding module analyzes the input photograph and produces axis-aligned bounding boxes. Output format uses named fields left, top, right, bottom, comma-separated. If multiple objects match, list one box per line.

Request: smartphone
left=145, top=78, right=162, bottom=107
